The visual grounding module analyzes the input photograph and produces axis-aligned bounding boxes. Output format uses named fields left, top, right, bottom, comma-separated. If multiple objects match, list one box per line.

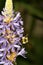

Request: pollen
left=22, top=36, right=28, bottom=44
left=7, top=52, right=17, bottom=62
left=5, top=34, right=16, bottom=44
left=4, top=16, right=13, bottom=24
left=6, top=35, right=11, bottom=39
left=11, top=35, right=16, bottom=38
left=6, top=29, right=12, bottom=34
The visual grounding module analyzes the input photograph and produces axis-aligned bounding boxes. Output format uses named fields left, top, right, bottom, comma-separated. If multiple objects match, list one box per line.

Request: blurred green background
left=0, top=0, right=43, bottom=65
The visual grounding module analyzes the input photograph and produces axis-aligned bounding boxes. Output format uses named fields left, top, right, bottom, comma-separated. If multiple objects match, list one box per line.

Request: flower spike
left=0, top=0, right=28, bottom=65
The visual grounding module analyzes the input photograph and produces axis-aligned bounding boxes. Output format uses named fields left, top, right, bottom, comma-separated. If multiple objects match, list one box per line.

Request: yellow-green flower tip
left=5, top=0, right=13, bottom=15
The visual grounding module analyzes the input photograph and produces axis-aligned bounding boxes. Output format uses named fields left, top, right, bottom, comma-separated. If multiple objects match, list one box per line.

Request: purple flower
left=17, top=48, right=27, bottom=58
left=0, top=15, right=3, bottom=21
left=13, top=12, right=21, bottom=23
left=0, top=0, right=27, bottom=65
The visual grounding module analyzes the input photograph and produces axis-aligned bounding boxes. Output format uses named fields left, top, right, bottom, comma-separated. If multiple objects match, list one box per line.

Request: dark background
left=0, top=0, right=43, bottom=65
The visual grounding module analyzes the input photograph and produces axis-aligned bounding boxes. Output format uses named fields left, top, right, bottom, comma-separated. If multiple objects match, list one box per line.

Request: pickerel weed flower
left=0, top=0, right=28, bottom=65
